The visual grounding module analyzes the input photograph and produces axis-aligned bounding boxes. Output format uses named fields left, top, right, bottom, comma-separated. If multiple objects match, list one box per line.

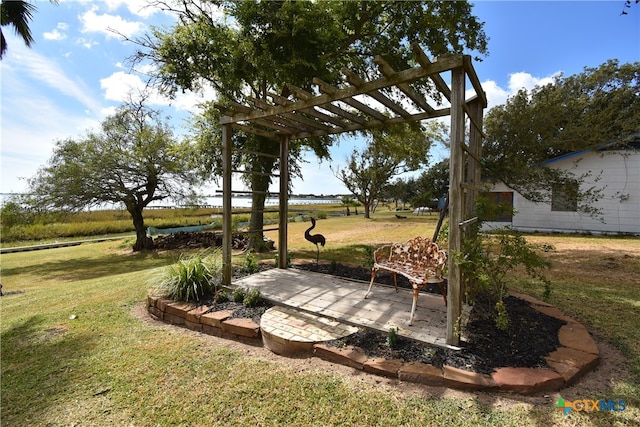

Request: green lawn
left=2, top=214, right=639, bottom=426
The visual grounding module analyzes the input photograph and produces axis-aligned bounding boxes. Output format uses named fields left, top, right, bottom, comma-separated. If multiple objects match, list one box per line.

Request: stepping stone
left=260, top=306, right=359, bottom=357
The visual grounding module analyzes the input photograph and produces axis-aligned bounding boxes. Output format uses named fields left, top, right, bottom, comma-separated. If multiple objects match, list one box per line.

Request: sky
left=1, top=0, right=638, bottom=201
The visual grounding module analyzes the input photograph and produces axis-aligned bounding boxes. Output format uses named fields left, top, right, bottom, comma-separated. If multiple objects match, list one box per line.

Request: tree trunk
left=249, top=183, right=267, bottom=251
left=129, top=204, right=153, bottom=251
left=247, top=137, right=277, bottom=252
left=363, top=202, right=371, bottom=218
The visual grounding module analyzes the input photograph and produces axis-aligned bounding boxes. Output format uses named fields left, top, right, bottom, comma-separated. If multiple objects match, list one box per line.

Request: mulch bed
left=294, top=262, right=565, bottom=374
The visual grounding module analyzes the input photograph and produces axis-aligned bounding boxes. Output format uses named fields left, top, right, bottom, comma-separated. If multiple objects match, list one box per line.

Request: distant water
left=149, top=196, right=342, bottom=209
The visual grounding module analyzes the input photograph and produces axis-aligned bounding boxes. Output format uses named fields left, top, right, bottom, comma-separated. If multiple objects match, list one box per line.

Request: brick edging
left=147, top=295, right=261, bottom=345
left=146, top=292, right=599, bottom=395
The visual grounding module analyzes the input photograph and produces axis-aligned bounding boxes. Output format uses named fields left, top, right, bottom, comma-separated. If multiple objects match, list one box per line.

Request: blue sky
left=1, top=1, right=638, bottom=199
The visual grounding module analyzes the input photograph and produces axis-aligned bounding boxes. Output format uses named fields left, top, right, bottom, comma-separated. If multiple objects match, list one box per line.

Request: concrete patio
left=233, top=267, right=467, bottom=350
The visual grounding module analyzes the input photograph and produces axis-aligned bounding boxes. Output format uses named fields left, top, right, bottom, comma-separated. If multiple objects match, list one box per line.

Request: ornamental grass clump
left=154, top=250, right=223, bottom=302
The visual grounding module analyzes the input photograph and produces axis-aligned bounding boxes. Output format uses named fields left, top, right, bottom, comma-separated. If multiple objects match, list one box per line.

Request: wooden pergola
left=216, top=43, right=486, bottom=346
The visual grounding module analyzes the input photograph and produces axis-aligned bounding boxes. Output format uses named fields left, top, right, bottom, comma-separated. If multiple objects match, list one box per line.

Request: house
left=483, top=138, right=640, bottom=235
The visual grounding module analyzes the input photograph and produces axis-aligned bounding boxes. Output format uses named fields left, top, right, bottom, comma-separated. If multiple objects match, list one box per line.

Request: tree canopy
left=483, top=59, right=640, bottom=214
left=127, top=0, right=487, bottom=249
left=28, top=96, right=202, bottom=251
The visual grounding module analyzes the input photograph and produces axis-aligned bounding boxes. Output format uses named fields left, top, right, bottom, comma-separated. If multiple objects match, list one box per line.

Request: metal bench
left=364, top=236, right=447, bottom=325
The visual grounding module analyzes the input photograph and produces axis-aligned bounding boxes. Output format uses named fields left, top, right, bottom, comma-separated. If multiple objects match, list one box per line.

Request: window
left=551, top=181, right=578, bottom=212
left=483, top=192, right=513, bottom=222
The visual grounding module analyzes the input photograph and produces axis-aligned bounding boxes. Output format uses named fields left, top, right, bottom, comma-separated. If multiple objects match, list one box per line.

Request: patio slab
left=233, top=267, right=463, bottom=349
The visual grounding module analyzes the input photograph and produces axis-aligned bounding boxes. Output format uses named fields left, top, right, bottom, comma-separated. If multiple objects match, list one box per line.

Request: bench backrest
left=376, top=236, right=447, bottom=272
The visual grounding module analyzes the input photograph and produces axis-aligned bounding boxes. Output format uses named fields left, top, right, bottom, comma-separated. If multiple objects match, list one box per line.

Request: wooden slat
left=231, top=169, right=279, bottom=178
left=463, top=56, right=488, bottom=108
left=342, top=68, right=413, bottom=118
left=460, top=140, right=483, bottom=165
left=462, top=102, right=486, bottom=138
left=374, top=55, right=435, bottom=114
left=231, top=123, right=279, bottom=140
left=290, top=108, right=451, bottom=140
left=411, top=43, right=452, bottom=102
left=460, top=182, right=484, bottom=192
left=220, top=54, right=462, bottom=125
left=231, top=149, right=280, bottom=159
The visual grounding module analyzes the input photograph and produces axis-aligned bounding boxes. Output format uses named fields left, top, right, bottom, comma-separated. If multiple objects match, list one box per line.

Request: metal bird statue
left=304, top=217, right=326, bottom=263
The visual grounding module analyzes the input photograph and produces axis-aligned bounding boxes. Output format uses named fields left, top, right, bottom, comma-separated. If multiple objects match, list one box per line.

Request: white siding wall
left=486, top=150, right=640, bottom=235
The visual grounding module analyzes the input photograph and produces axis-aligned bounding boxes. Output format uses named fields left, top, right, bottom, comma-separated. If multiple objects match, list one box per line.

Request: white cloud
left=43, top=29, right=67, bottom=41
left=508, top=71, right=559, bottom=93
left=480, top=80, right=510, bottom=109
left=76, top=37, right=99, bottom=49
left=479, top=71, right=562, bottom=109
left=79, top=6, right=145, bottom=39
left=44, top=23, right=69, bottom=41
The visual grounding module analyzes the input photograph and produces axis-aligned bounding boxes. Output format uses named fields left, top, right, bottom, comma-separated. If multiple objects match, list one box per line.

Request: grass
left=2, top=211, right=639, bottom=426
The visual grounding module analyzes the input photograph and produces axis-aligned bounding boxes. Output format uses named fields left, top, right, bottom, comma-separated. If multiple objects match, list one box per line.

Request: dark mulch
left=294, top=262, right=565, bottom=374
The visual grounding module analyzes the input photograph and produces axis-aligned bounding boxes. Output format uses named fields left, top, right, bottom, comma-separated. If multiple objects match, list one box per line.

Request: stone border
left=146, top=292, right=599, bottom=395
left=147, top=296, right=262, bottom=346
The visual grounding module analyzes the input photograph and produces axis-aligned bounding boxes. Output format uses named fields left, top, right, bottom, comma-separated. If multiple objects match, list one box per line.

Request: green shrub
left=316, top=210, right=327, bottom=219
left=242, top=252, right=260, bottom=274
left=153, top=250, right=223, bottom=302
left=243, top=288, right=262, bottom=308
left=232, top=287, right=246, bottom=303
left=387, top=327, right=399, bottom=349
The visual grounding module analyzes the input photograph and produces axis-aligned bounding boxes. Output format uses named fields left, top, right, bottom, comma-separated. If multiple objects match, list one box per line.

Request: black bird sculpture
left=304, top=217, right=326, bottom=263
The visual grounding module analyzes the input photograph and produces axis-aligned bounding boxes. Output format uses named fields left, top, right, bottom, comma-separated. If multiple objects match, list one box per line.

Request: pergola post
left=465, top=97, right=484, bottom=222
left=278, top=136, right=289, bottom=268
left=221, top=123, right=233, bottom=286
left=447, top=66, right=466, bottom=346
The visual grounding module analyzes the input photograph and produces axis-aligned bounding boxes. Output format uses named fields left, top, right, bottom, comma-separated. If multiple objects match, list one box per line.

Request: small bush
left=214, top=289, right=229, bottom=304
left=232, top=288, right=247, bottom=303
left=243, top=288, right=262, bottom=308
left=153, top=250, right=223, bottom=302
left=242, top=252, right=260, bottom=274
left=387, top=327, right=399, bottom=349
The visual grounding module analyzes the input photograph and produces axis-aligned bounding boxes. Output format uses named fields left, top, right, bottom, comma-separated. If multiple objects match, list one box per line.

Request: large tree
left=127, top=0, right=487, bottom=250
left=483, top=59, right=640, bottom=215
left=28, top=97, right=202, bottom=251
left=334, top=122, right=445, bottom=218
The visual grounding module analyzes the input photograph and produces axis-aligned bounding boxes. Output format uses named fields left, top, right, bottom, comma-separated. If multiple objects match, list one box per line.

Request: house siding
left=484, top=150, right=639, bottom=235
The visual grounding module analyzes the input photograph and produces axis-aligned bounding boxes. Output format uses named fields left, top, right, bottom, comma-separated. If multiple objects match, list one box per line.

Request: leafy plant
left=213, top=289, right=229, bottom=304
left=387, top=327, right=399, bottom=349
left=232, top=287, right=246, bottom=303
left=153, top=250, right=223, bottom=302
left=454, top=197, right=554, bottom=329
left=363, top=245, right=375, bottom=268
left=243, top=288, right=262, bottom=308
left=242, top=252, right=260, bottom=274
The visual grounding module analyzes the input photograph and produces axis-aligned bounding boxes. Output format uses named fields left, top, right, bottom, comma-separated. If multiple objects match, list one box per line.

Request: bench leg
left=409, top=287, right=420, bottom=326
left=392, top=272, right=398, bottom=292
left=440, top=279, right=448, bottom=306
left=365, top=268, right=377, bottom=299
